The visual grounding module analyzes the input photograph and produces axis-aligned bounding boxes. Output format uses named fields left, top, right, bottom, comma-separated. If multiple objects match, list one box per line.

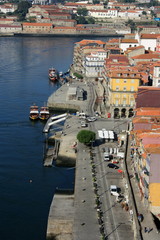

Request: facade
left=82, top=50, right=107, bottom=77
left=153, top=62, right=160, bottom=87
left=120, top=39, right=139, bottom=52
left=73, top=39, right=106, bottom=73
left=103, top=64, right=142, bottom=118
left=88, top=9, right=118, bottom=19
left=139, top=34, right=160, bottom=51
left=130, top=109, right=160, bottom=220
left=22, top=23, right=53, bottom=33
left=0, top=3, right=17, bottom=13
left=131, top=53, right=160, bottom=65
left=0, top=24, right=22, bottom=33
left=125, top=46, right=145, bottom=60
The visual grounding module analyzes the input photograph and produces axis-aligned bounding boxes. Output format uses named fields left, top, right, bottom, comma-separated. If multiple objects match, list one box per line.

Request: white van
left=110, top=185, right=119, bottom=196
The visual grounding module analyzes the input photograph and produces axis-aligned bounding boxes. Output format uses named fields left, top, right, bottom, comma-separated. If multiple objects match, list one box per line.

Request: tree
left=76, top=16, right=86, bottom=24
left=77, top=8, right=88, bottom=17
left=142, top=11, right=147, bottom=15
left=126, top=19, right=137, bottom=33
left=15, top=1, right=31, bottom=21
left=87, top=17, right=95, bottom=24
left=77, top=130, right=96, bottom=145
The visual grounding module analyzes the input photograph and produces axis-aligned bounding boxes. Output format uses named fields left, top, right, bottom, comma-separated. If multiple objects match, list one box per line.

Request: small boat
left=48, top=68, right=58, bottom=81
left=29, top=105, right=39, bottom=120
left=59, top=71, right=63, bottom=77
left=39, top=106, right=50, bottom=121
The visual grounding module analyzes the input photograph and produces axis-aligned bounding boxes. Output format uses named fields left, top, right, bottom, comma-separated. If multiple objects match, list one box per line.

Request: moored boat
left=48, top=68, right=58, bottom=81
left=39, top=106, right=50, bottom=121
left=29, top=105, right=39, bottom=120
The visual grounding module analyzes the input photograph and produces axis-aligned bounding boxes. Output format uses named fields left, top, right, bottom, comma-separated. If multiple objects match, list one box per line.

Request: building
left=22, top=23, right=53, bottom=33
left=152, top=62, right=160, bottom=87
left=130, top=107, right=160, bottom=221
left=103, top=61, right=144, bottom=118
left=138, top=34, right=160, bottom=51
left=120, top=39, right=139, bottom=52
left=73, top=39, right=106, bottom=73
left=135, top=86, right=160, bottom=108
left=82, top=50, right=107, bottom=77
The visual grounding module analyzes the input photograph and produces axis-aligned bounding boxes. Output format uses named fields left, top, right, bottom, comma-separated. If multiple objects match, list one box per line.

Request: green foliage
left=126, top=19, right=137, bottom=33
left=15, top=1, right=31, bottom=21
left=73, top=72, right=83, bottom=79
left=123, top=0, right=135, bottom=2
left=142, top=11, right=147, bottom=15
left=87, top=17, right=95, bottom=24
left=77, top=8, right=88, bottom=17
left=93, top=0, right=100, bottom=4
left=76, top=16, right=86, bottom=24
left=77, top=130, right=96, bottom=145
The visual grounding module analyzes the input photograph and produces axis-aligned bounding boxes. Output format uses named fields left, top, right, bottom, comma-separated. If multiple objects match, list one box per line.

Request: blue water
left=0, top=36, right=111, bottom=240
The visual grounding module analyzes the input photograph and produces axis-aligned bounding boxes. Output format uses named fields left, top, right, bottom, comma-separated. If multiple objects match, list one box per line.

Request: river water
left=0, top=36, right=111, bottom=240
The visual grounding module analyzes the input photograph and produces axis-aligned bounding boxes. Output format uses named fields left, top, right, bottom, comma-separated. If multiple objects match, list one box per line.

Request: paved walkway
left=127, top=137, right=160, bottom=240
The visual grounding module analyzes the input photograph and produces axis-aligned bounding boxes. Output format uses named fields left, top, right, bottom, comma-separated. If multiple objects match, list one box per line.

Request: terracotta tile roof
left=141, top=34, right=160, bottom=39
left=54, top=26, right=76, bottom=29
left=75, top=39, right=105, bottom=46
left=136, top=108, right=160, bottom=116
left=0, top=18, right=13, bottom=21
left=132, top=53, right=160, bottom=60
left=23, top=23, right=53, bottom=27
left=121, top=39, right=138, bottom=43
left=107, top=38, right=119, bottom=43
left=126, top=45, right=144, bottom=51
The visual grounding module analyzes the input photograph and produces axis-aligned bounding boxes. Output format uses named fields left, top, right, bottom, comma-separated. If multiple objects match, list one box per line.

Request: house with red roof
left=130, top=110, right=160, bottom=220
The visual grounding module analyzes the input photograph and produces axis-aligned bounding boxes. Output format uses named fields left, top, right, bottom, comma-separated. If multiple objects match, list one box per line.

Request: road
left=86, top=82, right=134, bottom=239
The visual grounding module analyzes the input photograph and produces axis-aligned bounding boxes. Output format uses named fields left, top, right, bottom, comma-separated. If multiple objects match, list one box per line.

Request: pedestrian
left=144, top=227, right=147, bottom=233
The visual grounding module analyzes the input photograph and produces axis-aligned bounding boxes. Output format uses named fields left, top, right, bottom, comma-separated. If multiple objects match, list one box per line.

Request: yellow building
left=104, top=66, right=143, bottom=118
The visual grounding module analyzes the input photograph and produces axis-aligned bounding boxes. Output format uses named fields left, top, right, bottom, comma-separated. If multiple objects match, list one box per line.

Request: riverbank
left=13, top=33, right=124, bottom=38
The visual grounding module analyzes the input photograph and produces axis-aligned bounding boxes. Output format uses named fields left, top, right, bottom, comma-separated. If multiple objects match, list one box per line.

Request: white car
left=87, top=117, right=97, bottom=122
left=81, top=121, right=87, bottom=127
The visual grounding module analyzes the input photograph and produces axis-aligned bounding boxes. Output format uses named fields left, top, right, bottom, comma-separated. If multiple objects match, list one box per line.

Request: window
left=116, top=79, right=120, bottom=83
left=158, top=80, right=160, bottom=83
left=115, top=100, right=119, bottom=106
left=124, top=79, right=127, bottom=83
left=131, top=86, right=134, bottom=92
left=131, top=79, right=134, bottom=83
left=123, top=100, right=126, bottom=106
left=116, top=86, right=119, bottom=91
left=123, top=87, right=126, bottom=91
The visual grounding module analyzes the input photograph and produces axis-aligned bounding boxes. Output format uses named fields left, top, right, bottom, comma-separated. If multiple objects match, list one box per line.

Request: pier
left=43, top=113, right=68, bottom=133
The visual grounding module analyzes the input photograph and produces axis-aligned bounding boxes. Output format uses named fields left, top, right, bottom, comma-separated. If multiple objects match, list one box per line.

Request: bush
left=73, top=72, right=83, bottom=79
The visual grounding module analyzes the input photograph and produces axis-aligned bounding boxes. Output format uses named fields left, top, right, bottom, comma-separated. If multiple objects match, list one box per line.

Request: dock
left=43, top=140, right=60, bottom=167
left=46, top=191, right=74, bottom=240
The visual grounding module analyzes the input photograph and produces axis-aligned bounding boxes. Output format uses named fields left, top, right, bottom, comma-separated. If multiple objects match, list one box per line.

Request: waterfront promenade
left=46, top=79, right=135, bottom=239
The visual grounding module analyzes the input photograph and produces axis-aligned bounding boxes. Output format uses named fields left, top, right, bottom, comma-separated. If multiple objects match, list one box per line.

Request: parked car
left=81, top=121, right=87, bottom=127
left=87, top=116, right=97, bottom=122
left=110, top=185, right=120, bottom=196
left=107, top=163, right=119, bottom=169
left=103, top=153, right=113, bottom=161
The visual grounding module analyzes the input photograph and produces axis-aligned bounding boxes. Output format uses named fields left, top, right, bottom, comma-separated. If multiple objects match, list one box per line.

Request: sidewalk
left=127, top=137, right=160, bottom=240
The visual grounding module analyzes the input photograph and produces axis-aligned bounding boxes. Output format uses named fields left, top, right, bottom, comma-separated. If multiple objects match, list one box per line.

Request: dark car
left=107, top=163, right=119, bottom=169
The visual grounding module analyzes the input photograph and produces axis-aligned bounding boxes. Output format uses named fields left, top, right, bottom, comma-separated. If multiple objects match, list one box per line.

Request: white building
left=88, top=9, right=118, bottom=19
left=82, top=50, right=107, bottom=77
left=0, top=3, right=17, bottom=14
left=138, top=33, right=160, bottom=51
left=120, top=39, right=139, bottom=52
left=118, top=10, right=141, bottom=19
left=153, top=62, right=160, bottom=87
